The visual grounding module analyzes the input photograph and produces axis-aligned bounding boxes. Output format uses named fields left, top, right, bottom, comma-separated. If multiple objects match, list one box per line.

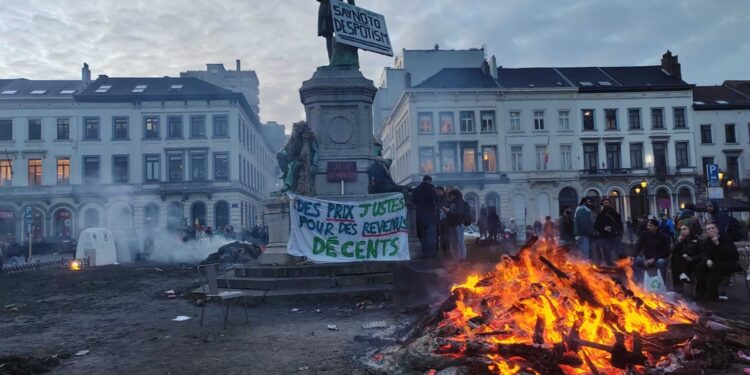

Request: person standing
left=487, top=208, right=500, bottom=243
left=542, top=216, right=556, bottom=244
left=558, top=206, right=575, bottom=247
left=477, top=208, right=488, bottom=243
left=507, top=218, right=519, bottom=246
left=412, top=175, right=438, bottom=258
left=443, top=189, right=468, bottom=261
left=435, top=186, right=450, bottom=257
left=631, top=219, right=671, bottom=282
left=706, top=200, right=730, bottom=238
left=594, top=197, right=624, bottom=264
left=574, top=197, right=596, bottom=259
left=696, top=222, right=742, bottom=301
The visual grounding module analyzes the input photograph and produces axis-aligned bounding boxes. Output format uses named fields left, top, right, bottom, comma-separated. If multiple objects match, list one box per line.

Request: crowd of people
left=413, top=175, right=473, bottom=261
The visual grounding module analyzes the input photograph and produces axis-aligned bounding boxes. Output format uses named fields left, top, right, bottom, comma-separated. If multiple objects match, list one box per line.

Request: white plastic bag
left=643, top=269, right=667, bottom=293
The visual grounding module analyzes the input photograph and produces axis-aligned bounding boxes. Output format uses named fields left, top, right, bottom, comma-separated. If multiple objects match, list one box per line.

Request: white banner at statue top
left=330, top=1, right=393, bottom=57
left=287, top=193, right=409, bottom=263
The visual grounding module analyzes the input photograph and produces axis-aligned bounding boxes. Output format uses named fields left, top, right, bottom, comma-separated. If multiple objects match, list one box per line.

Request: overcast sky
left=1, top=0, right=749, bottom=131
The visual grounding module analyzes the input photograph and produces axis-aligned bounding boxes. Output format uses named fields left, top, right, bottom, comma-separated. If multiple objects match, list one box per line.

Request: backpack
left=462, top=201, right=473, bottom=226
left=726, top=216, right=743, bottom=242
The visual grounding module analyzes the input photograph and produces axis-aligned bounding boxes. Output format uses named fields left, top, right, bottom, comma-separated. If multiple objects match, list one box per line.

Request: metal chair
left=733, top=246, right=750, bottom=299
left=197, top=263, right=249, bottom=328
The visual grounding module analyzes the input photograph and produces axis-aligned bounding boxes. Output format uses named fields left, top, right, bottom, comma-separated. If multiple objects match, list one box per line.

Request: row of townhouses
left=0, top=62, right=278, bottom=242
left=375, top=48, right=750, bottom=227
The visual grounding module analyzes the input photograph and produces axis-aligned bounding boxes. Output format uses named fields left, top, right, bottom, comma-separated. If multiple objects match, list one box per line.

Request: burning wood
left=370, top=241, right=748, bottom=374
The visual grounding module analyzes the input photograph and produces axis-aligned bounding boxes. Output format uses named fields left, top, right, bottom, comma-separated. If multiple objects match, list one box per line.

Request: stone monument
left=260, top=0, right=418, bottom=265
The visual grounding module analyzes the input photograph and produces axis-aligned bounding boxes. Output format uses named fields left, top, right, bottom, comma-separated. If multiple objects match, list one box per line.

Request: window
left=629, top=143, right=643, bottom=169
left=480, top=111, right=495, bottom=132
left=533, top=111, right=545, bottom=131
left=28, top=159, right=42, bottom=186
left=28, top=119, right=42, bottom=140
left=439, top=144, right=456, bottom=172
left=56, top=119, right=70, bottom=140
left=605, top=143, right=621, bottom=169
left=675, top=142, right=689, bottom=168
left=0, top=160, right=12, bottom=186
left=461, top=143, right=477, bottom=172
left=439, top=112, right=454, bottom=133
left=535, top=145, right=546, bottom=170
left=511, top=146, right=523, bottom=171
left=168, top=153, right=184, bottom=181
left=702, top=157, right=714, bottom=175
left=131, top=84, right=147, bottom=93
left=604, top=109, right=617, bottom=130
left=83, top=117, right=99, bottom=140
left=113, top=156, right=129, bottom=183
left=419, top=148, right=434, bottom=174
left=628, top=108, right=641, bottom=130
left=144, top=155, right=160, bottom=182
left=144, top=116, right=160, bottom=139
left=482, top=146, right=497, bottom=172
left=459, top=111, right=474, bottom=133
left=651, top=108, right=664, bottom=129
left=83, top=156, right=100, bottom=182
left=417, top=112, right=432, bottom=134
left=214, top=153, right=229, bottom=180
left=0, top=119, right=11, bottom=141
left=582, top=109, right=594, bottom=130
left=583, top=144, right=598, bottom=170
left=54, top=158, right=70, bottom=184
left=727, top=155, right=740, bottom=181
left=190, top=152, right=206, bottom=181
left=725, top=123, right=737, bottom=143
left=509, top=111, right=521, bottom=131
left=113, top=117, right=129, bottom=139
left=560, top=145, right=572, bottom=170
left=190, top=116, right=206, bottom=138
left=167, top=116, right=183, bottom=138
left=558, top=110, right=570, bottom=130
left=673, top=107, right=686, bottom=129
left=700, top=124, right=712, bottom=144
left=95, top=85, right=111, bottom=93
left=213, top=115, right=228, bottom=137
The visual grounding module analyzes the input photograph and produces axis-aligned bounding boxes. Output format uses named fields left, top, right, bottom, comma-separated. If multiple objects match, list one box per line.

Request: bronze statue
left=368, top=139, right=410, bottom=195
left=277, top=121, right=319, bottom=195
left=317, top=0, right=359, bottom=68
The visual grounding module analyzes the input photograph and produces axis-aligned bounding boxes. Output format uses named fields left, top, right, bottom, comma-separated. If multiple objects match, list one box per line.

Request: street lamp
left=727, top=179, right=734, bottom=187
left=640, top=179, right=648, bottom=188
left=718, top=170, right=725, bottom=181
left=635, top=187, right=642, bottom=194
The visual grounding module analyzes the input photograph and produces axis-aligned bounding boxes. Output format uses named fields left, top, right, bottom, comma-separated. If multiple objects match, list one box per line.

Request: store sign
left=327, top=161, right=357, bottom=182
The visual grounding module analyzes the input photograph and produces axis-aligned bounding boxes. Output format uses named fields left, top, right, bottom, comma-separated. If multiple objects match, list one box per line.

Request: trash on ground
left=172, top=315, right=191, bottom=322
left=314, top=309, right=322, bottom=313
left=4, top=304, right=18, bottom=312
left=154, top=268, right=163, bottom=272
left=74, top=350, right=89, bottom=356
left=164, top=290, right=177, bottom=299
left=739, top=350, right=750, bottom=362
left=327, top=324, right=337, bottom=331
left=362, top=320, right=388, bottom=329
left=291, top=308, right=300, bottom=312
left=200, top=241, right=262, bottom=266
left=298, top=366, right=310, bottom=371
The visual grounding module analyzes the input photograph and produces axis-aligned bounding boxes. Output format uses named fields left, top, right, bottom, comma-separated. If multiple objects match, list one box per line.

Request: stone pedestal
left=258, top=197, right=298, bottom=265
left=300, top=66, right=378, bottom=197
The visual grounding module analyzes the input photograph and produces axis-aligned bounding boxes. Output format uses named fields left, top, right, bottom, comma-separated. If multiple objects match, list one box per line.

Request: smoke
left=145, top=228, right=236, bottom=264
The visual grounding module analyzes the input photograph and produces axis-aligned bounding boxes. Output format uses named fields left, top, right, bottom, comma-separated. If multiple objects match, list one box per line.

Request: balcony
left=579, top=168, right=632, bottom=177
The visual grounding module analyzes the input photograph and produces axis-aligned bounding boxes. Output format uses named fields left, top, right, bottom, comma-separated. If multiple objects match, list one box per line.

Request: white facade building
left=378, top=50, right=701, bottom=229
left=0, top=66, right=275, bottom=243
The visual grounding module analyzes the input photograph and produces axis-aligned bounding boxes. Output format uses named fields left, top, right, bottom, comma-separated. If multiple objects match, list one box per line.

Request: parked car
left=21, top=237, right=77, bottom=255
left=464, top=224, right=481, bottom=244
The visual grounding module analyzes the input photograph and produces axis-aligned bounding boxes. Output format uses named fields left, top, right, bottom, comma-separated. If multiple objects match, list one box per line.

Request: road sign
left=706, top=164, right=720, bottom=187
left=24, top=206, right=34, bottom=227
left=707, top=187, right=724, bottom=199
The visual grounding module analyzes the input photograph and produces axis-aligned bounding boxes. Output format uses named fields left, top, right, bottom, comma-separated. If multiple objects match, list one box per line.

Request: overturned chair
left=197, top=263, right=249, bottom=328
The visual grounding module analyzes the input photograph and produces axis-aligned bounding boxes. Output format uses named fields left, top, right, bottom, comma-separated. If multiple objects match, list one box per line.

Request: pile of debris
left=0, top=355, right=61, bottom=374
left=364, top=238, right=747, bottom=374
left=200, top=241, right=262, bottom=266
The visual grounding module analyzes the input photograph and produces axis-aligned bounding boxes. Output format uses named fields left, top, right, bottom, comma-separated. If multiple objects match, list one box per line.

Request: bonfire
left=366, top=238, right=746, bottom=374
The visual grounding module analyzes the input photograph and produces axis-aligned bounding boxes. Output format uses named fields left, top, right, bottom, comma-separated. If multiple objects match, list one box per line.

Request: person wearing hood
left=675, top=203, right=702, bottom=239
left=706, top=200, right=729, bottom=238
left=670, top=224, right=703, bottom=293
left=412, top=175, right=438, bottom=258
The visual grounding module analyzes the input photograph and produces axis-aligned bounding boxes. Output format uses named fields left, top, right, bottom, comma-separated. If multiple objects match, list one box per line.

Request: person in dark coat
left=442, top=189, right=468, bottom=260
left=594, top=197, right=624, bottom=264
left=670, top=224, right=703, bottom=292
left=631, top=219, right=671, bottom=282
left=487, top=207, right=500, bottom=243
left=675, top=203, right=702, bottom=239
left=695, top=222, right=742, bottom=301
left=706, top=200, right=730, bottom=238
left=557, top=206, right=575, bottom=247
left=412, top=175, right=437, bottom=258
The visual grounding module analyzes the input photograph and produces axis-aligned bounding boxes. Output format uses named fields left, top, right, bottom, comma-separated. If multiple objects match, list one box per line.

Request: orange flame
left=438, top=244, right=698, bottom=374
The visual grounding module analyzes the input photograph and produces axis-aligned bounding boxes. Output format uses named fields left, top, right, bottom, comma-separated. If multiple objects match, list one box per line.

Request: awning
left=696, top=198, right=750, bottom=212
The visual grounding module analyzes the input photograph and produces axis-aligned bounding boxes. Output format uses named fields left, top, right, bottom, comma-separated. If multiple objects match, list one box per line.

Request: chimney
left=404, top=72, right=411, bottom=88
left=236, top=59, right=241, bottom=72
left=489, top=55, right=498, bottom=79
left=481, top=60, right=490, bottom=75
left=82, top=63, right=91, bottom=85
left=434, top=43, right=439, bottom=50
left=661, top=50, right=681, bottom=79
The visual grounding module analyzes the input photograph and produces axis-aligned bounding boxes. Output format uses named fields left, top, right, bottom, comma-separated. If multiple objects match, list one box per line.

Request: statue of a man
left=317, top=0, right=359, bottom=68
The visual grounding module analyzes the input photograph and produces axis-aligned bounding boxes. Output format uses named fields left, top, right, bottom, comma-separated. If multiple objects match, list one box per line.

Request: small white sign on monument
left=330, top=1, right=393, bottom=56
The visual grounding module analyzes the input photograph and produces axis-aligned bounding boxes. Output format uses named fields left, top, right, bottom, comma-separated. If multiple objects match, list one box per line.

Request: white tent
left=75, top=228, right=118, bottom=266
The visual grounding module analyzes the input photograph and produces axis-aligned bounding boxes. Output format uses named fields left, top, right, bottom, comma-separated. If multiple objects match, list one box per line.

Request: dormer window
left=168, top=84, right=183, bottom=92
left=30, top=90, right=47, bottom=95
left=59, top=89, right=76, bottom=94
left=715, top=100, right=729, bottom=105
left=1, top=90, right=17, bottom=95
left=579, top=81, right=593, bottom=86
left=132, top=84, right=147, bottom=93
left=95, top=85, right=112, bottom=93
left=598, top=81, right=612, bottom=86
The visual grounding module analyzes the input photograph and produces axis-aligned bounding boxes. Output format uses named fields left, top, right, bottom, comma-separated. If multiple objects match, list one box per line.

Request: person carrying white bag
left=631, top=218, right=670, bottom=289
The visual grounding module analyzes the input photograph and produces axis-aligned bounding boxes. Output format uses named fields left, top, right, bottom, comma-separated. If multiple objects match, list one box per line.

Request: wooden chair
left=197, top=263, right=249, bottom=328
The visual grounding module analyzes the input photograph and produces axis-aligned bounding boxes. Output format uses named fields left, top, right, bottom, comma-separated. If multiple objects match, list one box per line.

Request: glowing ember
left=69, top=260, right=81, bottom=271
left=436, top=242, right=699, bottom=374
